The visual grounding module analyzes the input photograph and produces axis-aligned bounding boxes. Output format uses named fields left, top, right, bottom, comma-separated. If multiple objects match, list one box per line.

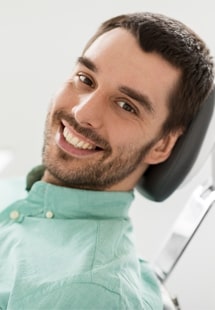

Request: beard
left=42, top=110, right=159, bottom=191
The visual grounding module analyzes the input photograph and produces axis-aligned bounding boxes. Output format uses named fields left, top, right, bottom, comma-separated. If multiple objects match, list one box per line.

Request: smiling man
left=42, top=28, right=181, bottom=193
left=0, top=12, right=214, bottom=310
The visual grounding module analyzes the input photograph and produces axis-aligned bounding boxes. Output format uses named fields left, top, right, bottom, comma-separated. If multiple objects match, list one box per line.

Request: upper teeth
left=63, top=127, right=95, bottom=150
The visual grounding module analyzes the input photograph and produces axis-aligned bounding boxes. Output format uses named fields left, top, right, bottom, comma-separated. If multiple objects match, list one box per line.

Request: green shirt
left=0, top=181, right=162, bottom=309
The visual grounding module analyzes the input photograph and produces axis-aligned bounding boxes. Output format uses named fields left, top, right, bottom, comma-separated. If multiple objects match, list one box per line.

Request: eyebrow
left=77, top=56, right=98, bottom=72
left=119, top=86, right=155, bottom=115
left=77, top=56, right=155, bottom=115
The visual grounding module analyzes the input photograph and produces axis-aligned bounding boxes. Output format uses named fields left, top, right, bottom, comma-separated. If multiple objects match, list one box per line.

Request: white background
left=0, top=1, right=215, bottom=309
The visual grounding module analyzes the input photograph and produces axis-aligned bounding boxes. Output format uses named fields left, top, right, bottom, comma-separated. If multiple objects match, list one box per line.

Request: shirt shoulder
left=0, top=177, right=27, bottom=212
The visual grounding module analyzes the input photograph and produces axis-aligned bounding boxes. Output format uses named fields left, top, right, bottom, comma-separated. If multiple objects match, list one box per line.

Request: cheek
left=52, top=84, right=77, bottom=110
left=108, top=126, right=143, bottom=152
left=112, top=121, right=145, bottom=142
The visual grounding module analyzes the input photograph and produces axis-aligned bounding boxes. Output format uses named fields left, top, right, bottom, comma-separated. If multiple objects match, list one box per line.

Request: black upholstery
left=137, top=88, right=215, bottom=202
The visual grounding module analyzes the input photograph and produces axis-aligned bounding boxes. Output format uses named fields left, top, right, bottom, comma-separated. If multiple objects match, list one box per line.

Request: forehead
left=83, top=28, right=181, bottom=116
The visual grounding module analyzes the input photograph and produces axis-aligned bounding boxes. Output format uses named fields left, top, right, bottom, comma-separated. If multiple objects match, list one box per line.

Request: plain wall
left=0, top=1, right=215, bottom=309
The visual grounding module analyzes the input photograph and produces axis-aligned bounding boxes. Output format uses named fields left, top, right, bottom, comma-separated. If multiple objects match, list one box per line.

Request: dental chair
left=137, top=87, right=215, bottom=309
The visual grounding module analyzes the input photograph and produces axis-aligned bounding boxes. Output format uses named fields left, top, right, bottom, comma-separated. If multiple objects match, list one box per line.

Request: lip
left=55, top=120, right=102, bottom=157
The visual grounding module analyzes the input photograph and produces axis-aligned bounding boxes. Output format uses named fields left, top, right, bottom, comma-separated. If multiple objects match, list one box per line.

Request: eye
left=78, top=73, right=94, bottom=88
left=117, top=100, right=136, bottom=114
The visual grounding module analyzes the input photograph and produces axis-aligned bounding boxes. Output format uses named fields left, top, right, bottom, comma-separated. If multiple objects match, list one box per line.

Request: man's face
left=42, top=28, right=181, bottom=191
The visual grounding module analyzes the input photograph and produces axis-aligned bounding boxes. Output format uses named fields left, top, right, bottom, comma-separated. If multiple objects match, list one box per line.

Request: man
left=0, top=12, right=214, bottom=309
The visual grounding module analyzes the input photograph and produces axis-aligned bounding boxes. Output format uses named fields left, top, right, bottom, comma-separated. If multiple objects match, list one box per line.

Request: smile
left=63, top=127, right=95, bottom=150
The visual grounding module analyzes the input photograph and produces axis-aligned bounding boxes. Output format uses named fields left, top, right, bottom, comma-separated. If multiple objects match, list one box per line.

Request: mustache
left=54, top=110, right=111, bottom=150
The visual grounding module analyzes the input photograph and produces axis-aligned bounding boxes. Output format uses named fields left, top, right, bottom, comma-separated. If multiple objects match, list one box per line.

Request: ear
left=144, top=129, right=183, bottom=165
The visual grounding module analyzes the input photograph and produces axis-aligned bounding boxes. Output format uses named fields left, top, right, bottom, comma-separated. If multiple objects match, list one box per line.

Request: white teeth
left=77, top=141, right=85, bottom=148
left=63, top=127, right=95, bottom=150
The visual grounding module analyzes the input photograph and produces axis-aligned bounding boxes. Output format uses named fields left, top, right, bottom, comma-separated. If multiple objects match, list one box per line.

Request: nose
left=72, top=92, right=106, bottom=129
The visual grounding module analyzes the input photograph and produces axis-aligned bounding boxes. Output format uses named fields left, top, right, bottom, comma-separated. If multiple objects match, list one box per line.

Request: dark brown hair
left=83, top=12, right=214, bottom=134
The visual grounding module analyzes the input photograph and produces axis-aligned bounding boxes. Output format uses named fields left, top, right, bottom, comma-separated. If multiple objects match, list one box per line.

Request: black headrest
left=136, top=88, right=215, bottom=202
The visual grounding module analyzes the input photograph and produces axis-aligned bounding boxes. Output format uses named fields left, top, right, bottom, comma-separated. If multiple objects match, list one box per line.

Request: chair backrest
left=136, top=88, right=215, bottom=202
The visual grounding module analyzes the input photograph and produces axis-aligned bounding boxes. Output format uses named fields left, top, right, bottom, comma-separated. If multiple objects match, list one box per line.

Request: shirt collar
left=26, top=181, right=134, bottom=220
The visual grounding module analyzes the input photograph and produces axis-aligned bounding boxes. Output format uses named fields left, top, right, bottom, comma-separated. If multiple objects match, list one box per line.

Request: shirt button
left=45, top=211, right=54, bottom=219
left=10, top=210, right=20, bottom=220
